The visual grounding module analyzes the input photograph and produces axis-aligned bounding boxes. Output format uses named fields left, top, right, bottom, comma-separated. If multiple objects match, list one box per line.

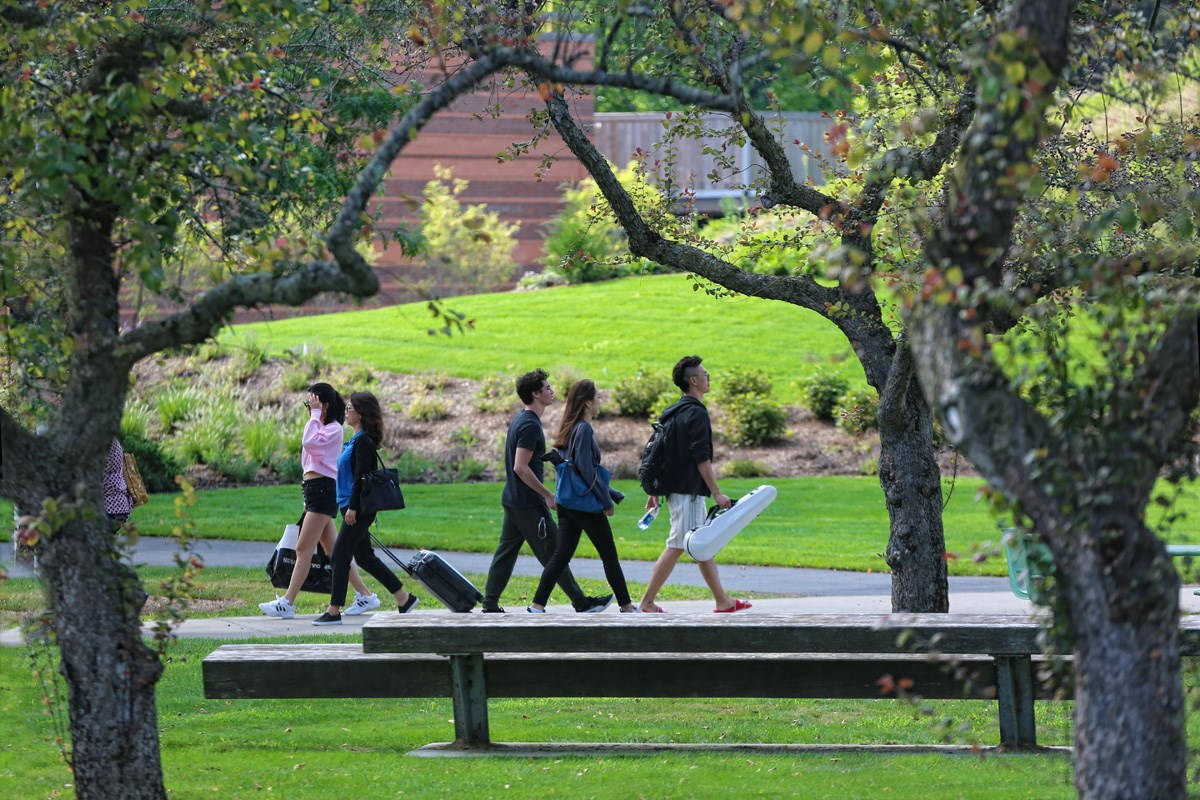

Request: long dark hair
left=553, top=380, right=596, bottom=450
left=308, top=382, right=345, bottom=425
left=349, top=391, right=384, bottom=443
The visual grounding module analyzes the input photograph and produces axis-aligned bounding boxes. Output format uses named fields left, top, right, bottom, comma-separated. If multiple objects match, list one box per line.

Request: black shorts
left=302, top=476, right=338, bottom=517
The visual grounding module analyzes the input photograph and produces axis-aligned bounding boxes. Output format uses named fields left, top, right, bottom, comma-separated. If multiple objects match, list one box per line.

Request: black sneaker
left=312, top=611, right=342, bottom=626
left=398, top=594, right=420, bottom=614
left=579, top=594, right=614, bottom=613
left=480, top=605, right=505, bottom=613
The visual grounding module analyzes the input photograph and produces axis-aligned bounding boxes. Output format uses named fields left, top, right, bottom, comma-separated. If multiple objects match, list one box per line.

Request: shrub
left=860, top=456, right=879, bottom=476
left=720, top=394, right=787, bottom=446
left=648, top=388, right=680, bottom=422
left=454, top=457, right=489, bottom=482
left=551, top=364, right=586, bottom=395
left=194, top=340, right=227, bottom=362
left=121, top=432, right=183, bottom=494
left=408, top=395, right=449, bottom=422
left=283, top=366, right=312, bottom=392
left=797, top=368, right=850, bottom=422
left=712, top=367, right=773, bottom=404
left=393, top=450, right=440, bottom=483
left=171, top=416, right=236, bottom=465
left=834, top=387, right=879, bottom=436
left=541, top=164, right=663, bottom=283
left=473, top=372, right=514, bottom=414
left=723, top=458, right=772, bottom=478
left=121, top=400, right=154, bottom=441
left=211, top=454, right=260, bottom=484
left=414, top=369, right=453, bottom=392
left=452, top=425, right=480, bottom=449
left=419, top=164, right=519, bottom=293
left=272, top=455, right=303, bottom=483
left=155, top=386, right=204, bottom=431
left=342, top=361, right=374, bottom=386
left=243, top=413, right=284, bottom=466
left=612, top=367, right=671, bottom=417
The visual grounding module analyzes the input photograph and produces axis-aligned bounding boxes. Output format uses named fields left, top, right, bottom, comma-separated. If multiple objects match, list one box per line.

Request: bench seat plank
left=203, top=644, right=451, bottom=699
left=362, top=612, right=1049, bottom=656
left=203, top=645, right=1062, bottom=701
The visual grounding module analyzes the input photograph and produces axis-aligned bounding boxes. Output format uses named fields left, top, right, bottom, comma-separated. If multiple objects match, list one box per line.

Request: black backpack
left=638, top=402, right=683, bottom=496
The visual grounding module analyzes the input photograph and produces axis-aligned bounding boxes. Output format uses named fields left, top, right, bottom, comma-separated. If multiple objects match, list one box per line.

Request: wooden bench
left=205, top=612, right=1165, bottom=751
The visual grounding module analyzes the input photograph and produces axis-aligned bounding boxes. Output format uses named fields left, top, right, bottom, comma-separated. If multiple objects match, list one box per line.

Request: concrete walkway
left=8, top=536, right=1196, bottom=644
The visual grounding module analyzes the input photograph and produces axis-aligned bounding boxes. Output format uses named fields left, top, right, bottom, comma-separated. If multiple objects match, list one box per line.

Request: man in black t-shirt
left=481, top=369, right=613, bottom=613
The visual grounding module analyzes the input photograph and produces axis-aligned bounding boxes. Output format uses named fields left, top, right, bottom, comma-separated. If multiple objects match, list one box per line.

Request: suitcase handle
left=370, top=531, right=415, bottom=577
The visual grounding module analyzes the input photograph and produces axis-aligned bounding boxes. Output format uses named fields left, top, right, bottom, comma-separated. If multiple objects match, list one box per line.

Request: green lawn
left=6, top=476, right=1199, bottom=580
left=100, top=476, right=1200, bottom=577
left=0, top=639, right=1080, bottom=799
left=220, top=272, right=868, bottom=402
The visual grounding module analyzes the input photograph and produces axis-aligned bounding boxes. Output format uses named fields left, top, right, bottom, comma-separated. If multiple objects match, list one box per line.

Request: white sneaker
left=259, top=595, right=295, bottom=619
left=344, top=592, right=381, bottom=616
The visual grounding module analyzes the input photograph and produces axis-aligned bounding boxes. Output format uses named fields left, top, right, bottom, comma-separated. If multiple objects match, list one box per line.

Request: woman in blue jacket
left=313, top=391, right=418, bottom=625
left=528, top=380, right=635, bottom=613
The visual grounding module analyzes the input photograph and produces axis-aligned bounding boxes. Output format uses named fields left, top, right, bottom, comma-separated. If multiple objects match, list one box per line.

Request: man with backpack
left=479, top=368, right=613, bottom=614
left=637, top=356, right=752, bottom=613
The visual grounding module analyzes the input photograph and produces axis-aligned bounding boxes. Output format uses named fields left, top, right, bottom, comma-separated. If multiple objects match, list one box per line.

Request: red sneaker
left=714, top=599, right=752, bottom=613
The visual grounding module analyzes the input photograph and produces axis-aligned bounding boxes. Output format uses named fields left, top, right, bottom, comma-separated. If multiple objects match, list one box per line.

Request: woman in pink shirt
left=260, top=383, right=373, bottom=619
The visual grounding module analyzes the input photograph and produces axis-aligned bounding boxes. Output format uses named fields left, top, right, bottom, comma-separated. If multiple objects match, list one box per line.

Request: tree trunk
left=41, top=518, right=166, bottom=800
left=879, top=381, right=949, bottom=612
left=1064, top=536, right=1186, bottom=799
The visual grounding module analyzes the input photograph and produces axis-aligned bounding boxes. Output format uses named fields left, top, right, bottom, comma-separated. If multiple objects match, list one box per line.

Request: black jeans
left=483, top=504, right=588, bottom=610
left=329, top=509, right=403, bottom=608
left=533, top=506, right=631, bottom=608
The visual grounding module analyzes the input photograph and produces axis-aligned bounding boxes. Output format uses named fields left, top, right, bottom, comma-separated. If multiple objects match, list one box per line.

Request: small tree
left=418, top=164, right=519, bottom=295
left=0, top=4, right=515, bottom=797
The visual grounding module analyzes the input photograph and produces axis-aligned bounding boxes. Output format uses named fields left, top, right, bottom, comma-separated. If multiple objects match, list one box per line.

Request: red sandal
left=714, top=599, right=752, bottom=613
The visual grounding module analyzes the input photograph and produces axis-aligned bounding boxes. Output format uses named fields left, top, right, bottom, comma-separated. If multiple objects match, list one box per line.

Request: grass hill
left=221, top=273, right=871, bottom=404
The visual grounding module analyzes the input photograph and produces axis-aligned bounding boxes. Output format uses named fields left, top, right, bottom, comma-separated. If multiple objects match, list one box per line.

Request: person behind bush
left=102, top=437, right=132, bottom=528
left=480, top=368, right=612, bottom=614
left=528, top=379, right=636, bottom=614
left=639, top=356, right=752, bottom=614
left=260, top=383, right=373, bottom=619
left=313, top=391, right=417, bottom=625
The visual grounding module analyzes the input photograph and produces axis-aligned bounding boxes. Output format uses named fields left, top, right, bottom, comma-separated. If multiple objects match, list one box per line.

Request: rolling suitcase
left=372, top=534, right=482, bottom=612
left=684, top=484, right=777, bottom=562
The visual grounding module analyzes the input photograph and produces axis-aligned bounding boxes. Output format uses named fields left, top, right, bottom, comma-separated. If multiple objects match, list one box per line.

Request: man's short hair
left=515, top=369, right=549, bottom=404
left=672, top=355, right=703, bottom=393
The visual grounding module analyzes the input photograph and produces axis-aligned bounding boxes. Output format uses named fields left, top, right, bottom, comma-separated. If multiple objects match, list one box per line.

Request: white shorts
left=665, top=494, right=708, bottom=549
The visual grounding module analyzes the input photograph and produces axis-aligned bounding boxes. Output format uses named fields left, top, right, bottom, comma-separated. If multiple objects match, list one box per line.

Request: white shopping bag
left=277, top=522, right=301, bottom=551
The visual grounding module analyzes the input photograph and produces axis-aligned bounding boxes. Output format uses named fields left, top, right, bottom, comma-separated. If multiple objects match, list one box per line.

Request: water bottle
left=637, top=506, right=659, bottom=530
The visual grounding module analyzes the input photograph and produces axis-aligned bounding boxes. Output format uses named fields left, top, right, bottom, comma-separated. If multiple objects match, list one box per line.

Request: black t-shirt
left=501, top=409, right=547, bottom=508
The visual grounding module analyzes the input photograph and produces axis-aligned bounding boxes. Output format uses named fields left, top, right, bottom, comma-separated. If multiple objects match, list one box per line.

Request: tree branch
left=487, top=45, right=739, bottom=112
left=117, top=54, right=507, bottom=365
left=543, top=92, right=839, bottom=313
left=857, top=80, right=976, bottom=222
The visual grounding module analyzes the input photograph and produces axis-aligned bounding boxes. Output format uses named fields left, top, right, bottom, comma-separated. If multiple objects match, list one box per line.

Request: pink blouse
left=300, top=409, right=342, bottom=479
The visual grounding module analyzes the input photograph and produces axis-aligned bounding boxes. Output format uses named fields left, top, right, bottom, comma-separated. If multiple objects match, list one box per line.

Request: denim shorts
left=301, top=476, right=338, bottom=517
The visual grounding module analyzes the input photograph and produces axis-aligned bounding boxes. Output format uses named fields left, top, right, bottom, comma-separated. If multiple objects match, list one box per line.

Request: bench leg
left=448, top=653, right=490, bottom=747
left=995, top=655, right=1036, bottom=747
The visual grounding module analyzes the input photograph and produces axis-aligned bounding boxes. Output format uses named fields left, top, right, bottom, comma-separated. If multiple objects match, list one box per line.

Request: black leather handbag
left=359, top=451, right=405, bottom=515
